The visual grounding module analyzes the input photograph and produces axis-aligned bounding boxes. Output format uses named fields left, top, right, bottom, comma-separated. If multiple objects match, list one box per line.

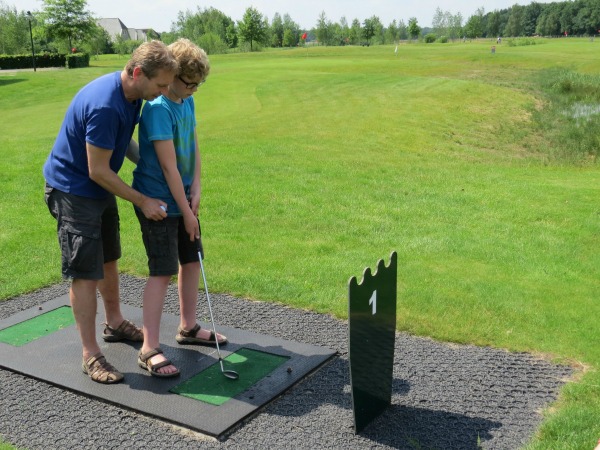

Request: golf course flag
left=348, top=251, right=397, bottom=433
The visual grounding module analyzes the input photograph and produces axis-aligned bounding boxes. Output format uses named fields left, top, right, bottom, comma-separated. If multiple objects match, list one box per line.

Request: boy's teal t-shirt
left=133, top=95, right=197, bottom=216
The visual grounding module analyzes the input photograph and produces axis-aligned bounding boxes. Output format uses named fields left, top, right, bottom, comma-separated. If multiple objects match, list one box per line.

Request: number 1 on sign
left=369, top=290, right=377, bottom=315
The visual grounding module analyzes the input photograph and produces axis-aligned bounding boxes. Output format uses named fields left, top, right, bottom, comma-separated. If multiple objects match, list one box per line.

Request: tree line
left=3, top=0, right=600, bottom=57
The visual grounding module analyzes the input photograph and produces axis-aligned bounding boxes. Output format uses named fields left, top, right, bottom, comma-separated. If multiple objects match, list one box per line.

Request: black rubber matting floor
left=0, top=295, right=336, bottom=438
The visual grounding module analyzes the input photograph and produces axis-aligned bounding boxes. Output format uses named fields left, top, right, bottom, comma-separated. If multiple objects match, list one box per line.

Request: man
left=43, top=40, right=178, bottom=384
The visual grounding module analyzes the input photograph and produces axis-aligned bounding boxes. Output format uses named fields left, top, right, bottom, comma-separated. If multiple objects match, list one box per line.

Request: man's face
left=135, top=68, right=175, bottom=101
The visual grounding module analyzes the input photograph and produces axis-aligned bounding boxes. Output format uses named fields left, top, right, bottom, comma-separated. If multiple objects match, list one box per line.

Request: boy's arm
left=188, top=129, right=201, bottom=216
left=154, top=139, right=199, bottom=241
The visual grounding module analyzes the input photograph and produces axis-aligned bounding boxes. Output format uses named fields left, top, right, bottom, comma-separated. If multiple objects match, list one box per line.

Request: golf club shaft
left=197, top=246, right=225, bottom=362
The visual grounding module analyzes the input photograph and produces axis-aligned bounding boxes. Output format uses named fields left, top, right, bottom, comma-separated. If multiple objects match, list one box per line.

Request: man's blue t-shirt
left=43, top=71, right=142, bottom=199
left=133, top=95, right=197, bottom=217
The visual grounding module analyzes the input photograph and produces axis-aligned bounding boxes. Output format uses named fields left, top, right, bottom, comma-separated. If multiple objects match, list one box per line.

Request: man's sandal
left=102, top=319, right=143, bottom=342
left=176, top=323, right=227, bottom=346
left=138, top=348, right=180, bottom=378
left=82, top=353, right=124, bottom=384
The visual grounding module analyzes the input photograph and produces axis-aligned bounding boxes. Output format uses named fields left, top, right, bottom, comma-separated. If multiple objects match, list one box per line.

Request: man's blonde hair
left=168, top=38, right=210, bottom=82
left=125, top=40, right=178, bottom=78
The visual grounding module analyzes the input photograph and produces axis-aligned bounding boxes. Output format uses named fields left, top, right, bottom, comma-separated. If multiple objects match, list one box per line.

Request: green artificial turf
left=0, top=306, right=74, bottom=346
left=170, top=348, right=289, bottom=405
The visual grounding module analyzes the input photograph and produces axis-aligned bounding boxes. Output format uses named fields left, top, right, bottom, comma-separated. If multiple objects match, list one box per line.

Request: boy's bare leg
left=178, top=261, right=200, bottom=331
left=178, top=261, right=225, bottom=341
left=140, top=276, right=177, bottom=375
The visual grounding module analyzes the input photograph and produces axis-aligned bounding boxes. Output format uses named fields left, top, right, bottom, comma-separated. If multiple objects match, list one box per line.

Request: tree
left=282, top=13, right=300, bottom=47
left=0, top=3, right=32, bottom=54
left=86, top=23, right=111, bottom=57
left=397, top=19, right=408, bottom=40
left=385, top=19, right=399, bottom=43
left=316, top=11, right=332, bottom=45
left=172, top=7, right=234, bottom=47
left=449, top=12, right=463, bottom=40
left=41, top=0, right=96, bottom=51
left=407, top=17, right=421, bottom=40
left=349, top=18, right=361, bottom=44
left=238, top=6, right=266, bottom=51
left=270, top=12, right=283, bottom=47
left=464, top=7, right=485, bottom=39
left=487, top=10, right=502, bottom=37
left=505, top=4, right=525, bottom=36
left=225, top=23, right=238, bottom=48
left=432, top=7, right=447, bottom=38
left=362, top=16, right=376, bottom=44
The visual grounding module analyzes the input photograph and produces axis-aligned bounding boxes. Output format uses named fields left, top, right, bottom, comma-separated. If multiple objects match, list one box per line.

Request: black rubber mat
left=0, top=295, right=336, bottom=438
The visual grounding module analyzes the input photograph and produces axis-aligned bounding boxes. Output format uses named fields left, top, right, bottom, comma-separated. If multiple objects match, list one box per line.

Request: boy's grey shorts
left=45, top=183, right=121, bottom=280
left=135, top=209, right=202, bottom=277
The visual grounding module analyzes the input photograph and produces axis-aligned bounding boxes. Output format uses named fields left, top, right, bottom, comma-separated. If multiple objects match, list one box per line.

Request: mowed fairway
left=1, top=40, right=599, bottom=448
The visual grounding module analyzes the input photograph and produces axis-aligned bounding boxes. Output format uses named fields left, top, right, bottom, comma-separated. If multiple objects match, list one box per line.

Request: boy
left=132, top=39, right=226, bottom=377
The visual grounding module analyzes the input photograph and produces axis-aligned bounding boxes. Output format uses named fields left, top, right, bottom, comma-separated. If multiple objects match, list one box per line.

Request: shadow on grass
left=0, top=78, right=26, bottom=87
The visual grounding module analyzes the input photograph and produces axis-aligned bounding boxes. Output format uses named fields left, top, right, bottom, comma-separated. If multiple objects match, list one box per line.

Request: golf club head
left=223, top=370, right=239, bottom=380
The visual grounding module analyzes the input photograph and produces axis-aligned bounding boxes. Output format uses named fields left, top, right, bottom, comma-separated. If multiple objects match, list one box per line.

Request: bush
left=437, top=36, right=449, bottom=43
left=424, top=33, right=437, bottom=43
left=506, top=37, right=540, bottom=47
left=196, top=32, right=229, bottom=55
left=66, top=52, right=90, bottom=68
left=0, top=53, right=66, bottom=69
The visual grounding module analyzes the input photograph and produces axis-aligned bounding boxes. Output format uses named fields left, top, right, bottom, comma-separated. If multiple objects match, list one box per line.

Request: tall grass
left=1, top=40, right=599, bottom=449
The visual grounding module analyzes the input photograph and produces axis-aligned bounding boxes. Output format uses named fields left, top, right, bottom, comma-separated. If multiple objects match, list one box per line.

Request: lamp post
left=26, top=11, right=36, bottom=72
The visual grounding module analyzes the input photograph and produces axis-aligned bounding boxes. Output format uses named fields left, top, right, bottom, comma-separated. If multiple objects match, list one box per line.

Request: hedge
left=0, top=52, right=89, bottom=70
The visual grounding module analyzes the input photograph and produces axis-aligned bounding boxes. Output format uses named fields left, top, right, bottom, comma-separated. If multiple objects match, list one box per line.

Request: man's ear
left=132, top=66, right=144, bottom=80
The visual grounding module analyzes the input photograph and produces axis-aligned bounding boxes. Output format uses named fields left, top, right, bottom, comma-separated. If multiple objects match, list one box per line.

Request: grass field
left=1, top=39, right=599, bottom=449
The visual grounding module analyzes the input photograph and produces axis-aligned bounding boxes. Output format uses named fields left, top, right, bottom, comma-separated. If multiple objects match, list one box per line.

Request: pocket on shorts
left=60, top=221, right=101, bottom=273
left=147, top=222, right=172, bottom=258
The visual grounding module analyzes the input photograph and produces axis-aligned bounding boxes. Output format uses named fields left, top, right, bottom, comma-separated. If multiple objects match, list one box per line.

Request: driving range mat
left=0, top=295, right=336, bottom=438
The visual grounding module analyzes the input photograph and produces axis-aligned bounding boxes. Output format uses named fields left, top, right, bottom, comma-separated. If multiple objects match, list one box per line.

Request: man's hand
left=140, top=197, right=167, bottom=220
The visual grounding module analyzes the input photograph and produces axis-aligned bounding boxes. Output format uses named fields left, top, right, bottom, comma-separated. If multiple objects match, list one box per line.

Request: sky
left=15, top=0, right=546, bottom=33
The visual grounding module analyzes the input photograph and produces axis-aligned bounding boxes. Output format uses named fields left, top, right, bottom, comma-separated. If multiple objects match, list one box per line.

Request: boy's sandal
left=138, top=348, right=180, bottom=378
left=82, top=353, right=124, bottom=384
left=176, top=323, right=227, bottom=346
left=102, top=319, right=143, bottom=342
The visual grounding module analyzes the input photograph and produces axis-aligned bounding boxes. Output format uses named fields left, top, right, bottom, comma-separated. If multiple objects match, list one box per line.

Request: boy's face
left=172, top=74, right=204, bottom=100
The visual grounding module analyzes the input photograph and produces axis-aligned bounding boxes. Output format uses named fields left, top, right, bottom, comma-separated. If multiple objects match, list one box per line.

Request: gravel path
left=0, top=275, right=572, bottom=449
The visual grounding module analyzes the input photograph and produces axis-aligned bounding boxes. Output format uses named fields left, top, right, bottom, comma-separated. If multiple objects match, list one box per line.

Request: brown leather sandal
left=102, top=319, right=143, bottom=342
left=137, top=348, right=180, bottom=378
left=175, top=323, right=227, bottom=346
left=82, top=353, right=124, bottom=384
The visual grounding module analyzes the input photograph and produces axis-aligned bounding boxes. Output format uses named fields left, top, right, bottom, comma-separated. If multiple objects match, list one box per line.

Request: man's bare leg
left=98, top=260, right=125, bottom=329
left=70, top=278, right=100, bottom=361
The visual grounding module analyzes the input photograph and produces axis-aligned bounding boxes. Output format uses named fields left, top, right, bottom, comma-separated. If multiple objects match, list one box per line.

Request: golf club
left=196, top=239, right=239, bottom=380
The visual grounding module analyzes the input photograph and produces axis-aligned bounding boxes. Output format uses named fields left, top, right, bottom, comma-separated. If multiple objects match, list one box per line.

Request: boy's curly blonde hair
left=168, top=38, right=210, bottom=82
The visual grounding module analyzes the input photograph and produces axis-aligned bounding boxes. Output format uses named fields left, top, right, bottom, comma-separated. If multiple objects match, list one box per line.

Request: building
left=97, top=18, right=157, bottom=42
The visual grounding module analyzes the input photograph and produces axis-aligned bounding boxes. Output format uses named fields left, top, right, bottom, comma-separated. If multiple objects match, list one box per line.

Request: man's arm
left=87, top=143, right=166, bottom=220
left=125, top=138, right=140, bottom=164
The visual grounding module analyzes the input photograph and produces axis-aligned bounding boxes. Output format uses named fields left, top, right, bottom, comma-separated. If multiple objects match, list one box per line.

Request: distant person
left=132, top=38, right=226, bottom=378
left=43, top=41, right=178, bottom=384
